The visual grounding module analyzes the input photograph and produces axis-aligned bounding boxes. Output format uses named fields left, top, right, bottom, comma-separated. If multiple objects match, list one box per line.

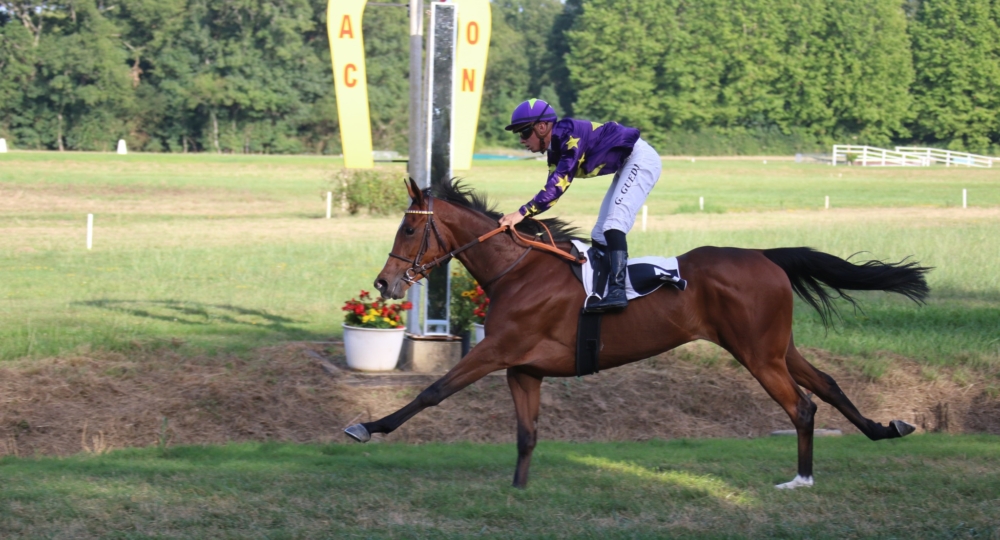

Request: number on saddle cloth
left=568, top=240, right=687, bottom=304
left=568, top=240, right=688, bottom=377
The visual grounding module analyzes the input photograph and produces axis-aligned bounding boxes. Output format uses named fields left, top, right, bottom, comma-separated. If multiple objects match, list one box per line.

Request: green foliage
left=1, top=0, right=1000, bottom=154
left=449, top=265, right=487, bottom=333
left=908, top=0, right=1000, bottom=153
left=566, top=0, right=915, bottom=150
left=331, top=168, right=409, bottom=216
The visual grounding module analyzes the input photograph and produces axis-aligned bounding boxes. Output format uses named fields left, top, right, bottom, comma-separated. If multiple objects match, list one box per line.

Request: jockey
left=497, top=98, right=662, bottom=313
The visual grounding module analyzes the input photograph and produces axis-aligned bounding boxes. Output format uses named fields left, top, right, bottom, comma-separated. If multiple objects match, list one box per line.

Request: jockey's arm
left=512, top=142, right=582, bottom=221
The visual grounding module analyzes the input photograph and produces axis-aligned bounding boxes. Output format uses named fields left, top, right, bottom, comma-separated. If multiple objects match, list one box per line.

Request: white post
left=86, top=214, right=93, bottom=250
left=963, top=189, right=967, bottom=209
left=825, top=196, right=829, bottom=210
left=0, top=138, right=7, bottom=153
left=326, top=191, right=332, bottom=219
left=116, top=139, right=127, bottom=155
left=831, top=145, right=837, bottom=167
left=641, top=205, right=647, bottom=232
left=763, top=159, right=767, bottom=164
left=699, top=197, right=704, bottom=211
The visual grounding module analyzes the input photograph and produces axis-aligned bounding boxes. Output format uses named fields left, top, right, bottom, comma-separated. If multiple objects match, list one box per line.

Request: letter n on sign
left=452, top=0, right=491, bottom=171
left=327, top=0, right=373, bottom=168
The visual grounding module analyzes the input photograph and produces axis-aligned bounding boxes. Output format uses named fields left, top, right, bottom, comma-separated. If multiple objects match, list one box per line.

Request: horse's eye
left=405, top=227, right=415, bottom=235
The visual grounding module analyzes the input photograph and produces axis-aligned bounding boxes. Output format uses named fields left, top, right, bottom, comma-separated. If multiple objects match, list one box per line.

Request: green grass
left=1, top=151, right=998, bottom=371
left=0, top=436, right=997, bottom=538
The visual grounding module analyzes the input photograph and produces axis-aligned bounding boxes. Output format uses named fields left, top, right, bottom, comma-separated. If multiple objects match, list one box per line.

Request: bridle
left=387, top=190, right=586, bottom=288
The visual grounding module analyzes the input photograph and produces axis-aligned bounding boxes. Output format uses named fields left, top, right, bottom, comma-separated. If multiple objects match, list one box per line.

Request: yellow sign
left=452, top=0, right=491, bottom=171
left=327, top=0, right=373, bottom=168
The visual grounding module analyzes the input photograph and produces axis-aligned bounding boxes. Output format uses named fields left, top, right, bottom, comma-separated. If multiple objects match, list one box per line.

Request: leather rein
left=387, top=194, right=587, bottom=289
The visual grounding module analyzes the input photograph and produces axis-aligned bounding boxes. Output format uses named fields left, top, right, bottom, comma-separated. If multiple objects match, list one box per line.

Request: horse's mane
left=432, top=180, right=585, bottom=243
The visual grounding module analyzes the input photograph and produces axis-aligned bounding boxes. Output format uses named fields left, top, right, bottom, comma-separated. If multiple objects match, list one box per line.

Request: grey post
left=405, top=0, right=425, bottom=335
left=421, top=2, right=456, bottom=335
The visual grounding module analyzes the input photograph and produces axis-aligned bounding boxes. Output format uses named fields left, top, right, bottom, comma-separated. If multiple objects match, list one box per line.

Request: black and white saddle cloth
left=570, top=239, right=687, bottom=304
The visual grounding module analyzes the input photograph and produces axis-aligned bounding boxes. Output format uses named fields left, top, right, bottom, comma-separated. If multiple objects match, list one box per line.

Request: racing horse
left=344, top=179, right=930, bottom=490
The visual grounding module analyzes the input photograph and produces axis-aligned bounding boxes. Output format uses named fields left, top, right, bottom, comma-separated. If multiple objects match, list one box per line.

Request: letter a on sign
left=327, top=0, right=373, bottom=168
left=452, top=0, right=491, bottom=171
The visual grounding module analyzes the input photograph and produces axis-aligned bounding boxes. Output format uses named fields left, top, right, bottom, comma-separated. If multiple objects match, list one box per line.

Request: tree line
left=1, top=0, right=999, bottom=155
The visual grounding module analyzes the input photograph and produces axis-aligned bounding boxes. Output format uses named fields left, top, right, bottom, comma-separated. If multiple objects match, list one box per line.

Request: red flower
left=342, top=289, right=411, bottom=329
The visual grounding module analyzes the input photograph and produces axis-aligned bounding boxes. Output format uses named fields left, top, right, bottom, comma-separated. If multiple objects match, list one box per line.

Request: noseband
left=387, top=191, right=586, bottom=288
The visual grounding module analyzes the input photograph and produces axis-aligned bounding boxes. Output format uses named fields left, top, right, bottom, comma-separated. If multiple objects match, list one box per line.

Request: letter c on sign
left=466, top=22, right=479, bottom=45
left=345, top=64, right=357, bottom=88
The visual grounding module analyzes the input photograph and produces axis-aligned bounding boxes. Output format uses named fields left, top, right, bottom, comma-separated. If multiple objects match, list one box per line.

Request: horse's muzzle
left=374, top=277, right=406, bottom=300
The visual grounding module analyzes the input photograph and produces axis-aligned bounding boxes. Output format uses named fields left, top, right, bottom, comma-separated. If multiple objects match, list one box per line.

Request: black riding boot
left=585, top=249, right=628, bottom=313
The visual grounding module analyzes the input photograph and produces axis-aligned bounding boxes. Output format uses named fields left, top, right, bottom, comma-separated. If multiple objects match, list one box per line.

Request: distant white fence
left=894, top=146, right=994, bottom=168
left=832, top=145, right=995, bottom=168
left=831, top=145, right=928, bottom=167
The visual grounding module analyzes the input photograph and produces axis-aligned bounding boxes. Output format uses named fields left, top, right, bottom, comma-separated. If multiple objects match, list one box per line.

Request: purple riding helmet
left=504, top=99, right=558, bottom=132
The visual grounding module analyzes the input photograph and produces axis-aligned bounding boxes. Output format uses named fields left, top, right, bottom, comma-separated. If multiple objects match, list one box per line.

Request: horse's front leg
left=507, top=368, right=543, bottom=488
left=343, top=340, right=507, bottom=442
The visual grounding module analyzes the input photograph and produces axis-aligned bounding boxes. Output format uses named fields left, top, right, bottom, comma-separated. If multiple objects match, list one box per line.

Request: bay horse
left=344, top=179, right=930, bottom=490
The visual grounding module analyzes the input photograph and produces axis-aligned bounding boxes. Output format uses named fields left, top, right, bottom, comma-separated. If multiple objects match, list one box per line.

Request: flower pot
left=342, top=324, right=405, bottom=371
left=472, top=323, right=485, bottom=345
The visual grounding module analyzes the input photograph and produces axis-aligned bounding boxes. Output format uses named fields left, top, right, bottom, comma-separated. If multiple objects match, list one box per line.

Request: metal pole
left=421, top=2, right=457, bottom=336
left=406, top=0, right=424, bottom=335
left=408, top=0, right=425, bottom=188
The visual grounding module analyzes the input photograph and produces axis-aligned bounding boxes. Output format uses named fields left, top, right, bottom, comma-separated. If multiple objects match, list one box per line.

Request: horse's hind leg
left=726, top=343, right=818, bottom=489
left=750, top=360, right=818, bottom=489
left=785, top=339, right=916, bottom=440
left=507, top=368, right=543, bottom=489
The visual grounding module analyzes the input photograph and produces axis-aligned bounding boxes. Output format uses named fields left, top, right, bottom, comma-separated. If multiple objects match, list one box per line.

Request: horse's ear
left=405, top=178, right=423, bottom=205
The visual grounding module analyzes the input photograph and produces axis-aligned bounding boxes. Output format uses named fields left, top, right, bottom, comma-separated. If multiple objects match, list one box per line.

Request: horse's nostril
left=374, top=279, right=388, bottom=292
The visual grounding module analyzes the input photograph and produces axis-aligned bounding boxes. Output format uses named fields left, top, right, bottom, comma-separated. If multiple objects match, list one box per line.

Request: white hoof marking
left=775, top=475, right=814, bottom=490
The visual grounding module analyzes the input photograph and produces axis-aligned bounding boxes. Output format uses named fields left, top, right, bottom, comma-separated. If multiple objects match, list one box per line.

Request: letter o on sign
left=345, top=64, right=358, bottom=87
left=466, top=22, right=479, bottom=45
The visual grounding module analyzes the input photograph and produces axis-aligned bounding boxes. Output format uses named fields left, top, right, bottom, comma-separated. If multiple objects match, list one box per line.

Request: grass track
left=1, top=152, right=998, bottom=371
left=0, top=435, right=998, bottom=538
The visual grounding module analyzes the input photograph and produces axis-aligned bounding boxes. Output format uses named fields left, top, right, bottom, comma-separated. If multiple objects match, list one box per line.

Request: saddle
left=569, top=240, right=687, bottom=376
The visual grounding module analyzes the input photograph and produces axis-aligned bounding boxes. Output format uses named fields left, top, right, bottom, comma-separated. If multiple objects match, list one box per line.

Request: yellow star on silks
left=591, top=122, right=603, bottom=131
left=577, top=153, right=586, bottom=168
left=579, top=163, right=605, bottom=178
left=555, top=174, right=571, bottom=192
left=526, top=203, right=540, bottom=216
left=565, top=136, right=580, bottom=150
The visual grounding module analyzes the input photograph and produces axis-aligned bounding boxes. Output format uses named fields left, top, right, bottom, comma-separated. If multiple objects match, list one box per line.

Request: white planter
left=342, top=324, right=405, bottom=371
left=472, top=323, right=485, bottom=345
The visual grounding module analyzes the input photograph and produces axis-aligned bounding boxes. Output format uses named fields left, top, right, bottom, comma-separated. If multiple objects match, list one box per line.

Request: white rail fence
left=894, top=146, right=994, bottom=168
left=832, top=145, right=995, bottom=167
left=831, top=145, right=928, bottom=167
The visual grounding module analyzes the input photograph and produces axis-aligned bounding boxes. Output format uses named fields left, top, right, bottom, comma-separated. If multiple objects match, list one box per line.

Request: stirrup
left=584, top=291, right=628, bottom=313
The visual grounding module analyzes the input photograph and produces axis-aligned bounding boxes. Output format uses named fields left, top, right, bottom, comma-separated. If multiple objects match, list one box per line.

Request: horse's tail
left=760, top=247, right=931, bottom=326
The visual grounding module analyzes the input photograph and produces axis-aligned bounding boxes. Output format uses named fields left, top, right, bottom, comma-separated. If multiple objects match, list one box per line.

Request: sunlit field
left=1, top=151, right=998, bottom=371
left=1, top=151, right=998, bottom=538
left=0, top=435, right=998, bottom=538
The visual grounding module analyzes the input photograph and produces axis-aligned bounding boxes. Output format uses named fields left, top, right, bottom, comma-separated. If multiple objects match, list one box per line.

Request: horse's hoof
left=775, top=475, right=814, bottom=490
left=344, top=424, right=371, bottom=443
left=891, top=420, right=916, bottom=438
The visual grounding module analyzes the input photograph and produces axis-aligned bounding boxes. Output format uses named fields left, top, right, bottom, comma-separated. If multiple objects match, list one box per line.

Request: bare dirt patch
left=1, top=343, right=996, bottom=457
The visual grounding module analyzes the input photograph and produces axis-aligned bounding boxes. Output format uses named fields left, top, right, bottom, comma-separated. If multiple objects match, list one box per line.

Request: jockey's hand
left=498, top=211, right=525, bottom=229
